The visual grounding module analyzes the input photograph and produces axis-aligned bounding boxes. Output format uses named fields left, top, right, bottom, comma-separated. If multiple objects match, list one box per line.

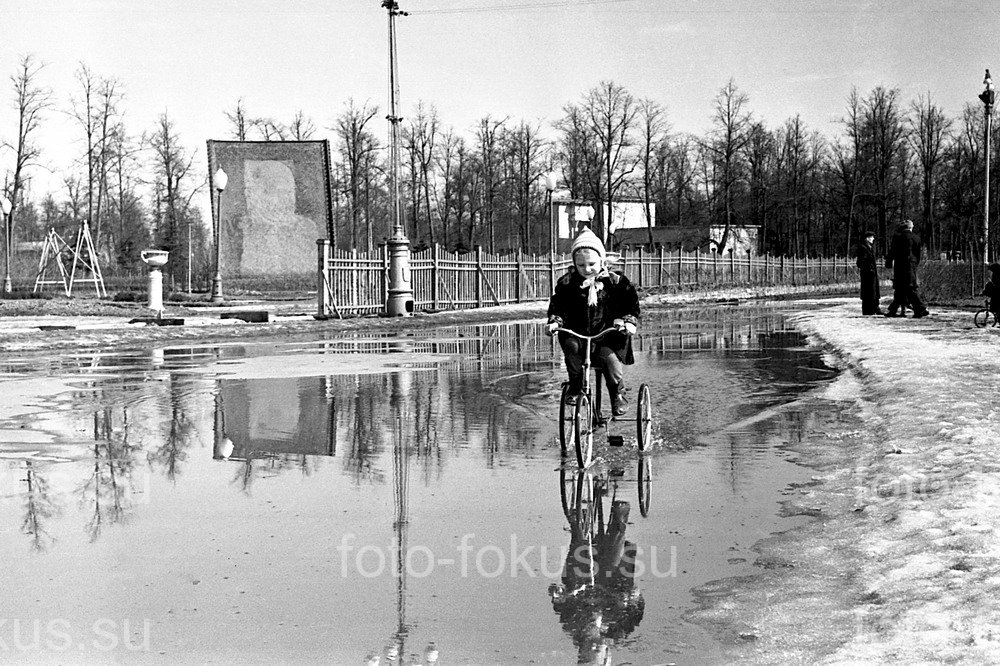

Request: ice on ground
left=786, top=300, right=1000, bottom=662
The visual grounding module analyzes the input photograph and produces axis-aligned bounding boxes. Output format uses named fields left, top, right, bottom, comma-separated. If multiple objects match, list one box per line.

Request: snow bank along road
left=700, top=297, right=1000, bottom=663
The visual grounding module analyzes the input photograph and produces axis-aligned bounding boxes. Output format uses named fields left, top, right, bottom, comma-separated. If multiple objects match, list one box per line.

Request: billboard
left=207, top=140, right=333, bottom=278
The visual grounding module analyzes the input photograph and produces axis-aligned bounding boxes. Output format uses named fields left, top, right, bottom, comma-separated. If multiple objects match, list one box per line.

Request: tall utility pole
left=383, top=0, right=414, bottom=316
left=385, top=0, right=407, bottom=237
left=980, top=69, right=995, bottom=264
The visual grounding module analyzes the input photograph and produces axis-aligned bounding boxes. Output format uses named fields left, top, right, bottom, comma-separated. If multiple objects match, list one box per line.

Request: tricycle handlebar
left=550, top=327, right=620, bottom=341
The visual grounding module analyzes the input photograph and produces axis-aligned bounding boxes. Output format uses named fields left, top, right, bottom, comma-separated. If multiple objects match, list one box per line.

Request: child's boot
left=610, top=383, right=629, bottom=417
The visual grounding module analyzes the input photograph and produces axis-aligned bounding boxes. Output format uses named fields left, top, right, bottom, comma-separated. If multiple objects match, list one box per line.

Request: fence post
left=780, top=254, right=785, bottom=285
left=432, top=243, right=440, bottom=310
left=316, top=238, right=329, bottom=317
left=695, top=247, right=700, bottom=286
left=475, top=245, right=483, bottom=308
left=676, top=248, right=682, bottom=288
left=764, top=253, right=769, bottom=285
left=747, top=250, right=752, bottom=284
left=515, top=251, right=523, bottom=303
left=350, top=248, right=359, bottom=308
left=713, top=249, right=718, bottom=284
left=636, top=247, right=643, bottom=288
left=382, top=243, right=390, bottom=308
left=729, top=250, right=735, bottom=285
left=658, top=245, right=665, bottom=286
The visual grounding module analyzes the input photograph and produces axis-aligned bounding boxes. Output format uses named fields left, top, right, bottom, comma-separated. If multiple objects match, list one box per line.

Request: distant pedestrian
left=884, top=219, right=929, bottom=318
left=983, top=262, right=1000, bottom=317
left=856, top=230, right=883, bottom=315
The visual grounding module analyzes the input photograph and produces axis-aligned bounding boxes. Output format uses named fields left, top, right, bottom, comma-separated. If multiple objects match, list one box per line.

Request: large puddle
left=0, top=303, right=848, bottom=664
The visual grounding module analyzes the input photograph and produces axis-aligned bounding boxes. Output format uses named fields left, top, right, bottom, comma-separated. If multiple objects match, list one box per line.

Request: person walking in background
left=982, top=262, right=1000, bottom=318
left=885, top=219, right=929, bottom=318
left=856, top=230, right=883, bottom=315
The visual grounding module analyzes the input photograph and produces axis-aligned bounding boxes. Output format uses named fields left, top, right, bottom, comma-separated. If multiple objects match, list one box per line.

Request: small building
left=611, top=224, right=760, bottom=255
left=552, top=198, right=654, bottom=252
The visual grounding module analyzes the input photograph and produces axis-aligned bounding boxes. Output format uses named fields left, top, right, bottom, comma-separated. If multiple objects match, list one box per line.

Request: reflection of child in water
left=549, top=485, right=645, bottom=665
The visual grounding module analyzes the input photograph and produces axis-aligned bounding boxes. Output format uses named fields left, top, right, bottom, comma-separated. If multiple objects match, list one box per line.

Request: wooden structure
left=316, top=241, right=858, bottom=318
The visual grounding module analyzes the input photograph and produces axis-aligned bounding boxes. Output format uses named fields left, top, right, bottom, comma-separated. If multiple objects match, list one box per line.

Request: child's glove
left=613, top=318, right=637, bottom=335
left=546, top=321, right=560, bottom=336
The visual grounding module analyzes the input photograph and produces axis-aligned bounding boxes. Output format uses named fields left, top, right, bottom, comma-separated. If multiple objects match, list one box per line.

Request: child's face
left=574, top=249, right=603, bottom=278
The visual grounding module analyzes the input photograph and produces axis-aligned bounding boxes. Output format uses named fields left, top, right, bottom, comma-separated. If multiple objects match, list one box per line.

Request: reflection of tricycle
left=554, top=327, right=652, bottom=467
left=553, top=467, right=645, bottom=664
left=560, top=460, right=651, bottom=526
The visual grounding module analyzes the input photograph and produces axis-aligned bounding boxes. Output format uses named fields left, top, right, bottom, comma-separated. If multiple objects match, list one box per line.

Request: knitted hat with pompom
left=571, top=228, right=605, bottom=261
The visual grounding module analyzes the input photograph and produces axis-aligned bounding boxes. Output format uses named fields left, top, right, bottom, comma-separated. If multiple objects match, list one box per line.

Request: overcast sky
left=2, top=0, right=998, bottom=204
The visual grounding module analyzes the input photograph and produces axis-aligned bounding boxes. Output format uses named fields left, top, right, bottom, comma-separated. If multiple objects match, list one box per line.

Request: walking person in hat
left=856, top=230, right=883, bottom=315
left=884, top=219, right=929, bottom=318
left=546, top=228, right=640, bottom=417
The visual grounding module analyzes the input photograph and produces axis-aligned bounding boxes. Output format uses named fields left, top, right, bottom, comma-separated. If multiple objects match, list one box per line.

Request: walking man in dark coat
left=856, top=230, right=882, bottom=315
left=885, top=219, right=929, bottom=318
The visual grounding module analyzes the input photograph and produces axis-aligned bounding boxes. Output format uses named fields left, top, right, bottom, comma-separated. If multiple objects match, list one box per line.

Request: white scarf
left=580, top=270, right=609, bottom=306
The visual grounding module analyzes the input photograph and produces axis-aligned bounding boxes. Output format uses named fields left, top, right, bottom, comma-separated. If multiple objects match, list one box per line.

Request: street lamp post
left=543, top=173, right=558, bottom=255
left=211, top=168, right=228, bottom=303
left=980, top=69, right=995, bottom=264
left=1, top=196, right=11, bottom=294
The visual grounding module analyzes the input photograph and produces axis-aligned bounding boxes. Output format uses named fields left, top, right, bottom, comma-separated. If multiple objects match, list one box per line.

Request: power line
left=408, top=0, right=644, bottom=16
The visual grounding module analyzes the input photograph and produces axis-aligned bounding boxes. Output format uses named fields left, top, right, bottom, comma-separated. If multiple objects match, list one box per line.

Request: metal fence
left=317, top=240, right=860, bottom=318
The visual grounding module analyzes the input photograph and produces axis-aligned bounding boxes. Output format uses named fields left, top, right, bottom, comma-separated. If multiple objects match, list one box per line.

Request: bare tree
left=146, top=111, right=200, bottom=287
left=663, top=134, right=697, bottom=227
left=705, top=78, right=752, bottom=253
left=583, top=81, right=639, bottom=240
left=433, top=129, right=462, bottom=248
left=224, top=98, right=250, bottom=140
left=403, top=102, right=439, bottom=246
left=745, top=121, right=775, bottom=251
left=474, top=115, right=507, bottom=252
left=861, top=86, right=908, bottom=245
left=288, top=110, right=317, bottom=140
left=3, top=54, right=52, bottom=273
left=252, top=117, right=288, bottom=141
left=506, top=120, right=547, bottom=252
left=332, top=99, right=380, bottom=251
left=637, top=98, right=669, bottom=245
left=909, top=93, right=953, bottom=254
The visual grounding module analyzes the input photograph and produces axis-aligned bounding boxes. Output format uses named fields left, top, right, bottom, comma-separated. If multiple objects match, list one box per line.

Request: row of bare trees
left=316, top=79, right=996, bottom=260
left=3, top=54, right=998, bottom=296
left=1, top=55, right=210, bottom=288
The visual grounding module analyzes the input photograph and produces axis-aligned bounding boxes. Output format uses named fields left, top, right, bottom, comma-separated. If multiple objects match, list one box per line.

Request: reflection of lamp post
left=1, top=196, right=12, bottom=293
left=544, top=173, right=558, bottom=255
left=980, top=70, right=995, bottom=264
left=211, top=168, right=228, bottom=303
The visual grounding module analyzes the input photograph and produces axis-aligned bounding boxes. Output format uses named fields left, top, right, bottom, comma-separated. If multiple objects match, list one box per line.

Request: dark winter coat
left=856, top=240, right=880, bottom=304
left=885, top=228, right=922, bottom=287
left=547, top=269, right=640, bottom=364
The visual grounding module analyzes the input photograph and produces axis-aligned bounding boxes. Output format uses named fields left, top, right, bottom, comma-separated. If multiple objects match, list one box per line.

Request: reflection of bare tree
left=343, top=376, right=389, bottom=484
left=78, top=409, right=141, bottom=542
left=21, top=461, right=61, bottom=553
left=148, top=378, right=200, bottom=481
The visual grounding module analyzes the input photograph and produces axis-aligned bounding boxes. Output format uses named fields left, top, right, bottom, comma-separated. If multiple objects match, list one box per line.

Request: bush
left=918, top=261, right=979, bottom=304
left=0, top=289, right=51, bottom=301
